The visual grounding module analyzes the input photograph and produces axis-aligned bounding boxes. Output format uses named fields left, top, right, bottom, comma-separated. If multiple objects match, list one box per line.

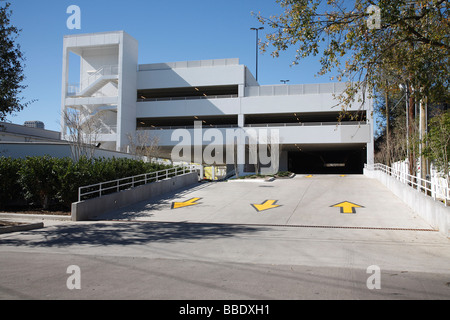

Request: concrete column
left=238, top=114, right=244, bottom=128
left=237, top=129, right=245, bottom=174
left=117, top=32, right=138, bottom=152
left=238, top=84, right=245, bottom=98
left=60, top=47, right=70, bottom=138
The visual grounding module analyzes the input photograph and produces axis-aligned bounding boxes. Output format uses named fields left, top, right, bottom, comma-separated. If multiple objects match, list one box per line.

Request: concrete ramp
left=100, top=175, right=436, bottom=232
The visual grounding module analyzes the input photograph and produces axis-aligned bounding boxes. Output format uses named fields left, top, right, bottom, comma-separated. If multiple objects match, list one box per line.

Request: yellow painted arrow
left=251, top=200, right=281, bottom=212
left=171, top=197, right=201, bottom=209
left=306, top=175, right=313, bottom=178
left=331, top=201, right=364, bottom=214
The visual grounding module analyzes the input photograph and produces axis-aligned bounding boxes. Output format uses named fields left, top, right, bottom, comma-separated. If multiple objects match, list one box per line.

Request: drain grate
left=204, top=222, right=438, bottom=232
left=109, top=219, right=437, bottom=232
left=244, top=223, right=438, bottom=232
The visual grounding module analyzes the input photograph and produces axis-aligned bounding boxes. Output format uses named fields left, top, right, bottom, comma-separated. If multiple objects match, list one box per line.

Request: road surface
left=1, top=175, right=449, bottom=301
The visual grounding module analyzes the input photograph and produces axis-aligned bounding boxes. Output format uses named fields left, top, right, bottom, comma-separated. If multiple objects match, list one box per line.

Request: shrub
left=276, top=171, right=292, bottom=177
left=18, top=156, right=62, bottom=209
left=0, top=157, right=23, bottom=209
left=0, top=156, right=174, bottom=211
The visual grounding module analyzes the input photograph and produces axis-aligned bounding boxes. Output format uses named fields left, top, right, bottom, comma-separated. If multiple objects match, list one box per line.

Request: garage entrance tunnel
left=287, top=145, right=367, bottom=174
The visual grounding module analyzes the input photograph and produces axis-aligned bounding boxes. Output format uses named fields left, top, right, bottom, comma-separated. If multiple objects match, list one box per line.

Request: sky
left=6, top=0, right=334, bottom=132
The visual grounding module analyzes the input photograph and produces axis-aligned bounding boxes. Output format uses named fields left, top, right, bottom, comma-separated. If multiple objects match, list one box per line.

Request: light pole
left=250, top=27, right=264, bottom=82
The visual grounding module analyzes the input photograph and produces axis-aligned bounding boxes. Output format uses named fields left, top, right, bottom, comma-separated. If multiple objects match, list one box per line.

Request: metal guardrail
left=68, top=65, right=119, bottom=96
left=139, top=58, right=240, bottom=71
left=96, top=125, right=117, bottom=134
left=78, top=165, right=197, bottom=202
left=244, top=82, right=350, bottom=97
left=138, top=124, right=239, bottom=131
left=245, top=121, right=367, bottom=128
left=137, top=94, right=238, bottom=102
left=137, top=121, right=367, bottom=131
left=366, top=163, right=449, bottom=206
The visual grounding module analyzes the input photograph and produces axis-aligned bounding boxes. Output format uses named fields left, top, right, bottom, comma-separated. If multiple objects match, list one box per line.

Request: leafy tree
left=256, top=0, right=449, bottom=109
left=0, top=2, right=33, bottom=121
left=423, top=110, right=450, bottom=182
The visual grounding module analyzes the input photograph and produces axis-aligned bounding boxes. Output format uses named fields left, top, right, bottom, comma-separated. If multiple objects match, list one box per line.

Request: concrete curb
left=228, top=177, right=275, bottom=183
left=0, top=222, right=44, bottom=234
left=274, top=173, right=296, bottom=179
left=0, top=213, right=71, bottom=221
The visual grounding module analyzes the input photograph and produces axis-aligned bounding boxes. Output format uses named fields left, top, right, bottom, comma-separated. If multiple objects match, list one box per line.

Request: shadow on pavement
left=98, top=181, right=215, bottom=220
left=0, top=221, right=266, bottom=248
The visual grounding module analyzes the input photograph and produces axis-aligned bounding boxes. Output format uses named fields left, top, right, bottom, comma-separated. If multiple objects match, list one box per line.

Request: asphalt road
left=1, top=175, right=449, bottom=301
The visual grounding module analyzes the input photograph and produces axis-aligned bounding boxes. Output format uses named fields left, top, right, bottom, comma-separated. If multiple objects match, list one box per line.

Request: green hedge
left=0, top=157, right=23, bottom=208
left=0, top=156, right=172, bottom=211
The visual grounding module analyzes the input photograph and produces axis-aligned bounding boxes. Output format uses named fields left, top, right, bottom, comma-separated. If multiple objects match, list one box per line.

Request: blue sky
left=7, top=0, right=333, bottom=131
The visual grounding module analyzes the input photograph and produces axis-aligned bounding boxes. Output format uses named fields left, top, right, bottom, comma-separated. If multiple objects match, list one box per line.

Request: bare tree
left=375, top=113, right=420, bottom=172
left=62, top=107, right=101, bottom=161
left=126, top=131, right=161, bottom=162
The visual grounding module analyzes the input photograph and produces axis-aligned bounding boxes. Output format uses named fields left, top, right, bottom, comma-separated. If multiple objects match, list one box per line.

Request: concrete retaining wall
left=72, top=172, right=198, bottom=221
left=364, top=168, right=449, bottom=237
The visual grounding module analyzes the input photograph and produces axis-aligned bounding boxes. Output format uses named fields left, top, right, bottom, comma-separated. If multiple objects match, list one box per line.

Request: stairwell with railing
left=67, top=65, right=119, bottom=97
left=65, top=65, right=119, bottom=149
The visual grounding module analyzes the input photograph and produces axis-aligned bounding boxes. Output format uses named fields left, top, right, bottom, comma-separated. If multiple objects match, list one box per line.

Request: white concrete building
left=61, top=31, right=374, bottom=174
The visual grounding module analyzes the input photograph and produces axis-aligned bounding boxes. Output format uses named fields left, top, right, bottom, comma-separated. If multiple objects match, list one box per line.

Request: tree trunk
left=385, top=85, right=391, bottom=167
left=408, top=86, right=415, bottom=177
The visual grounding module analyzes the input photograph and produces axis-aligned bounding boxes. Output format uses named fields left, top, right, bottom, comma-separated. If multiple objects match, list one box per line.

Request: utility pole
left=250, top=27, right=264, bottom=82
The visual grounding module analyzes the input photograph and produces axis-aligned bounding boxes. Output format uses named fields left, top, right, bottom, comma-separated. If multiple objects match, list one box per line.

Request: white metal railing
left=138, top=124, right=239, bottom=131
left=244, top=82, right=350, bottom=97
left=139, top=58, right=240, bottom=71
left=96, top=125, right=117, bottom=134
left=245, top=121, right=367, bottom=128
left=82, top=65, right=119, bottom=91
left=68, top=65, right=119, bottom=96
left=366, top=163, right=449, bottom=206
left=78, top=165, right=197, bottom=202
left=137, top=94, right=238, bottom=102
left=67, top=84, right=81, bottom=96
left=137, top=121, right=367, bottom=131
